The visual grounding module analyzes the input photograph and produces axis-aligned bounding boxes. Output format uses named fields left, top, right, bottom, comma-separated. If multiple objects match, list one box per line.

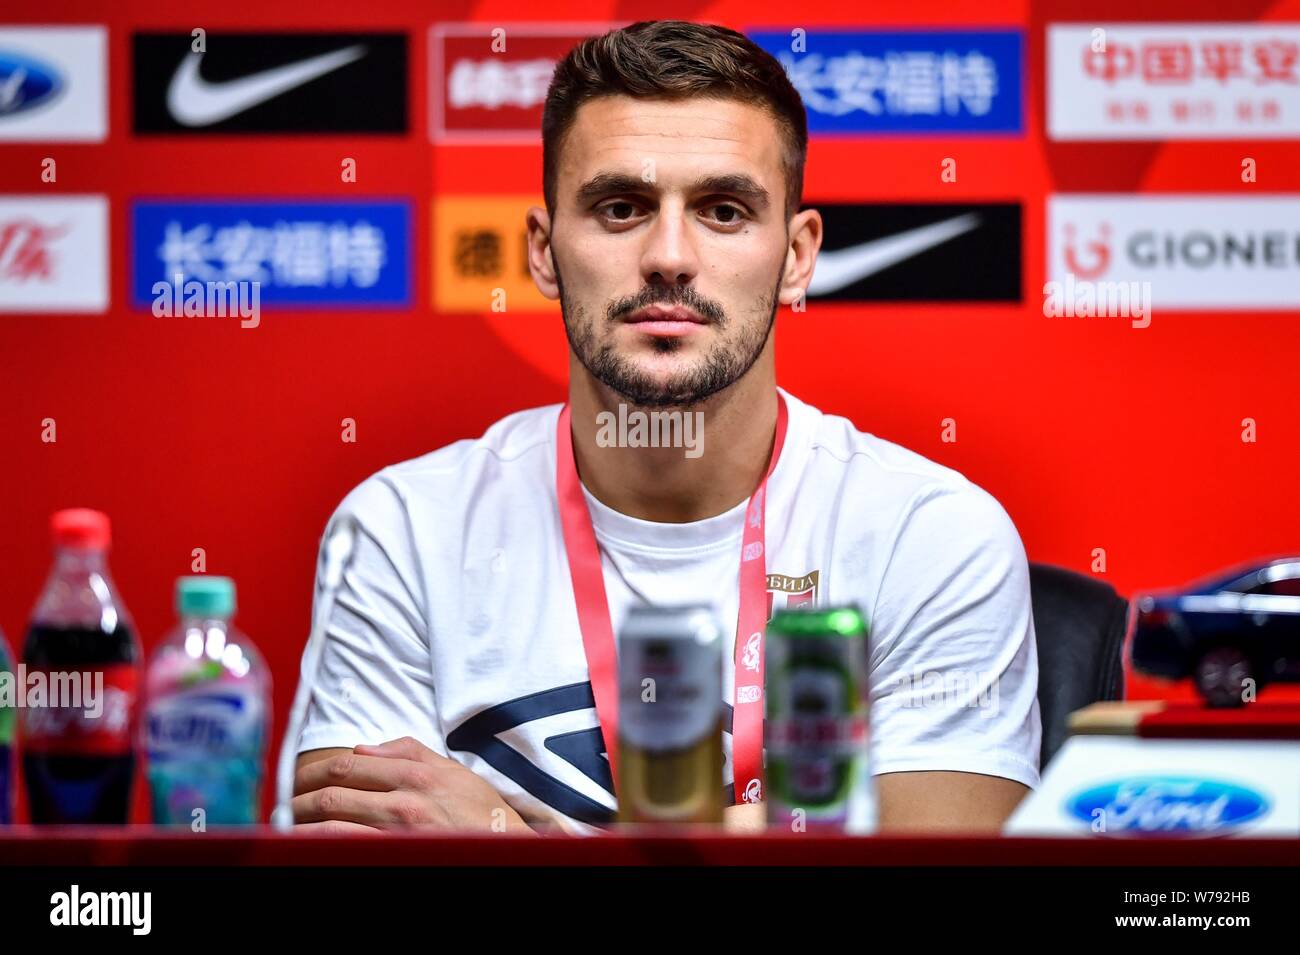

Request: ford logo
left=0, top=52, right=63, bottom=116
left=1067, top=776, right=1269, bottom=834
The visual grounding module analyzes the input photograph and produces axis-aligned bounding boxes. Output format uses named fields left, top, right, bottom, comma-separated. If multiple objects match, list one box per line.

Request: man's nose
left=639, top=205, right=700, bottom=287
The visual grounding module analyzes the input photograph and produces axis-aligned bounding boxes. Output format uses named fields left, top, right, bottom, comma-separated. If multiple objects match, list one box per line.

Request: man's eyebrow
left=573, top=173, right=647, bottom=205
left=691, top=174, right=771, bottom=209
left=573, top=172, right=772, bottom=209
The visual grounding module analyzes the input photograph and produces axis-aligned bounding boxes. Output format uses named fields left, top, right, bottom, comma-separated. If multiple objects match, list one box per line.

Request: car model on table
left=1129, top=556, right=1300, bottom=707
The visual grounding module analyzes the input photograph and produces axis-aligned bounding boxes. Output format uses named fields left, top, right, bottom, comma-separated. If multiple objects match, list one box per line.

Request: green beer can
left=765, top=605, right=873, bottom=833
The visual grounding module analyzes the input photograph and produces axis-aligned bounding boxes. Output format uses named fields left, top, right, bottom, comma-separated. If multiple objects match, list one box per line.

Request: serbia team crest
left=445, top=570, right=821, bottom=826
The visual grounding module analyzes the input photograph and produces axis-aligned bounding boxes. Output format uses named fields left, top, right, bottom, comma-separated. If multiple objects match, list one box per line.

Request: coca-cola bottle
left=22, top=509, right=141, bottom=823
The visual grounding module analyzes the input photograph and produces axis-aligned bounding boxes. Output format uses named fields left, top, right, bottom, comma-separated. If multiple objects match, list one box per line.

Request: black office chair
left=1028, top=562, right=1128, bottom=769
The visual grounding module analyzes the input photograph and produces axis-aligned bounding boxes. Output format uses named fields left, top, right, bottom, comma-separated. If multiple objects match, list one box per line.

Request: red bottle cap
left=51, top=508, right=111, bottom=549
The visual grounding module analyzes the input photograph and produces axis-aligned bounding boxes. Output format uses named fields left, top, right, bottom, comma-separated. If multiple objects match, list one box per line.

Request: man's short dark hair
left=541, top=20, right=808, bottom=220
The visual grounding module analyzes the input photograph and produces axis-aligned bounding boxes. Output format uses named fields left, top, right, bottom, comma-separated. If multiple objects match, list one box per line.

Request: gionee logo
left=1064, top=222, right=1111, bottom=280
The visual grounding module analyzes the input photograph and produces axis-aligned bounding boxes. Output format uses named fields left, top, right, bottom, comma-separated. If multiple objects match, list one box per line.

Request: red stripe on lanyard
left=555, top=392, right=789, bottom=805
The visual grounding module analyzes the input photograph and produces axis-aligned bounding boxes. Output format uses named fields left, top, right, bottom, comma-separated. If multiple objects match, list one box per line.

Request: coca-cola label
left=19, top=664, right=137, bottom=755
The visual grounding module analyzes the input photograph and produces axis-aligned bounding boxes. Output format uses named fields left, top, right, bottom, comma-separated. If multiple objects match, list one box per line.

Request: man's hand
left=292, top=736, right=536, bottom=835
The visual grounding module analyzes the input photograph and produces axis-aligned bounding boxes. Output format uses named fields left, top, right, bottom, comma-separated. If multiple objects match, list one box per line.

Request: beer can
left=617, top=604, right=724, bottom=825
left=765, top=605, right=872, bottom=832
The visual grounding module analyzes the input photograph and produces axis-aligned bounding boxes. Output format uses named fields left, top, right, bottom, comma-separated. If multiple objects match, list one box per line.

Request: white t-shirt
left=299, top=388, right=1041, bottom=833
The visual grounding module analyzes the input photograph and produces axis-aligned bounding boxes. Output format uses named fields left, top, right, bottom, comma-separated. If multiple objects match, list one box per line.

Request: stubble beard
left=556, top=261, right=783, bottom=410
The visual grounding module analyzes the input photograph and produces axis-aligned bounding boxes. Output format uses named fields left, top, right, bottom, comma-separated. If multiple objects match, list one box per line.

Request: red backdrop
left=1, top=0, right=1298, bottom=823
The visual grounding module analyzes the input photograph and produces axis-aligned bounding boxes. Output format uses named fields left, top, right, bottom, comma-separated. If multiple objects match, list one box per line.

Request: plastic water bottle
left=144, top=576, right=270, bottom=826
left=0, top=628, right=14, bottom=825
left=23, top=508, right=140, bottom=824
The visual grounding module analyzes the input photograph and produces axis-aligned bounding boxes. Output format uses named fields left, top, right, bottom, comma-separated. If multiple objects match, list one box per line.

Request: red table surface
left=0, top=829, right=1296, bottom=866
left=1137, top=702, right=1300, bottom=740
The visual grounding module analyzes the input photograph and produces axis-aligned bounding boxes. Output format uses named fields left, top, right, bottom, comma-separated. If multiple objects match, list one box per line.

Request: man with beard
left=291, top=21, right=1041, bottom=834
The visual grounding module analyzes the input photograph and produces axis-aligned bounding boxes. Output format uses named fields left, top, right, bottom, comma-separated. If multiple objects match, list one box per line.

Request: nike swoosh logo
left=166, top=45, right=368, bottom=127
left=808, top=213, right=982, bottom=296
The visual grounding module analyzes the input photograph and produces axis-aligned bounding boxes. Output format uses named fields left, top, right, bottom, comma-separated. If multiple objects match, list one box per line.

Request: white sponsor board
left=0, top=26, right=107, bottom=141
left=1048, top=195, right=1300, bottom=310
left=0, top=195, right=109, bottom=312
left=1049, top=23, right=1300, bottom=140
left=1007, top=735, right=1300, bottom=836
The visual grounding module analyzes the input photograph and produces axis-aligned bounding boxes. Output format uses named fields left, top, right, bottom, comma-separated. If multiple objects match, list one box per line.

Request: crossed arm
left=292, top=739, right=1030, bottom=834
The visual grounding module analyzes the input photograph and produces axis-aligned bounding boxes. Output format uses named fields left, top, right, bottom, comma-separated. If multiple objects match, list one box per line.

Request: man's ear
left=780, top=208, right=823, bottom=306
left=526, top=205, right=559, bottom=300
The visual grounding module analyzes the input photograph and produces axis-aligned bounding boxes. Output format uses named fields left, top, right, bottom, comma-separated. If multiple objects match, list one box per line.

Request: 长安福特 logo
left=131, top=200, right=411, bottom=309
left=748, top=29, right=1023, bottom=134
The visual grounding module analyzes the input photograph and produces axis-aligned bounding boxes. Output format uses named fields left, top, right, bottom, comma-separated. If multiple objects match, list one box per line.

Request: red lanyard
left=555, top=392, right=788, bottom=807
